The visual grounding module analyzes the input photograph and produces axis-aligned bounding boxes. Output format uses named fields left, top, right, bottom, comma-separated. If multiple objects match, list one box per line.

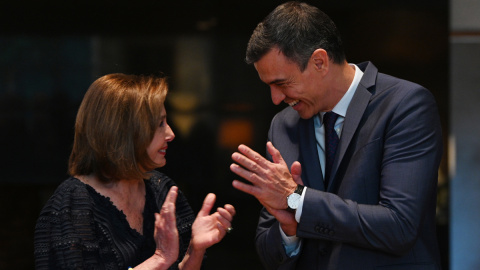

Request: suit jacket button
left=315, top=225, right=321, bottom=233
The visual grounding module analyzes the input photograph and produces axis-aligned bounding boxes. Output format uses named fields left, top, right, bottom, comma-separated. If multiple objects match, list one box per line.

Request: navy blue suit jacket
left=256, top=62, right=443, bottom=269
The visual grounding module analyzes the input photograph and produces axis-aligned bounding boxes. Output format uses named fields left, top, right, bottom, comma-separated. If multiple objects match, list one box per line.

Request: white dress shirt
left=281, top=64, right=364, bottom=256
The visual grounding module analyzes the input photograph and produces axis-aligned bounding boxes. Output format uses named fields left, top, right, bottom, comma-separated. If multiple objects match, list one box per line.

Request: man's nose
left=270, top=87, right=285, bottom=105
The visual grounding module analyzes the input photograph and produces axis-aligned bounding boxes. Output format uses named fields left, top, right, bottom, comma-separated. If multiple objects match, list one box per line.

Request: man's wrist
left=279, top=223, right=302, bottom=257
left=280, top=223, right=299, bottom=241
left=280, top=222, right=297, bottom=236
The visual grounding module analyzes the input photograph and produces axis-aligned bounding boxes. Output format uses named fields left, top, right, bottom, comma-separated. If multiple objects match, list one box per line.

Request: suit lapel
left=328, top=62, right=377, bottom=191
left=298, top=117, right=325, bottom=190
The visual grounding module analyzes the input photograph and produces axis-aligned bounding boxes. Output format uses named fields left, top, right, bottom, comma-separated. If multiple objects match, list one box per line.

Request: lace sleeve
left=34, top=178, right=104, bottom=269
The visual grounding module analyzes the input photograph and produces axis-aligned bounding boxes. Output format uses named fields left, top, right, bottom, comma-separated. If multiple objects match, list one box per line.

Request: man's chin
left=297, top=110, right=315, bottom=119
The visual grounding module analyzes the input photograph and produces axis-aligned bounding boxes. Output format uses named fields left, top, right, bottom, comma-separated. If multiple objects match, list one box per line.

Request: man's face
left=254, top=48, right=326, bottom=119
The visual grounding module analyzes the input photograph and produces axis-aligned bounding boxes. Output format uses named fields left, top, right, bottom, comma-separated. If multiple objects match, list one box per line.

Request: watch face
left=287, top=193, right=301, bottom=209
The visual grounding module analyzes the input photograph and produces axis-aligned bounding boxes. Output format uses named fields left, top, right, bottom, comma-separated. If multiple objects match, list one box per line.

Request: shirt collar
left=327, top=64, right=364, bottom=118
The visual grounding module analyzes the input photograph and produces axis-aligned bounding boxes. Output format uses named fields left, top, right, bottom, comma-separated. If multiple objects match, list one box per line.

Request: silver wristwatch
left=287, top=185, right=305, bottom=211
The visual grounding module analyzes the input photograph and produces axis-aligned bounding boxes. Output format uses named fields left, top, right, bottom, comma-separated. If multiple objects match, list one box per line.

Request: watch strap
left=294, top=184, right=304, bottom=195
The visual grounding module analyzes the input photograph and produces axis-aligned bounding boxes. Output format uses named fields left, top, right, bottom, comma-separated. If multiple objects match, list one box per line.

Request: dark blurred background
left=0, top=0, right=449, bottom=269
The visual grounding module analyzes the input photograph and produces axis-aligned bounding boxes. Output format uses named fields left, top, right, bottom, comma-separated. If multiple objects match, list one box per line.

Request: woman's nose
left=166, top=124, right=175, bottom=142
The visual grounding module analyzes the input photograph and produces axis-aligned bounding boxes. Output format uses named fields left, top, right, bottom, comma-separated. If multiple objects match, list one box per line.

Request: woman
left=34, top=73, right=235, bottom=269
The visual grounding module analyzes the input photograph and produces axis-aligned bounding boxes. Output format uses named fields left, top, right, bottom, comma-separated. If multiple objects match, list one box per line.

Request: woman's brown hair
left=68, top=73, right=168, bottom=182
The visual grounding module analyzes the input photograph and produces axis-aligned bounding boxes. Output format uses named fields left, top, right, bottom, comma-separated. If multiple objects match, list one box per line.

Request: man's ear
left=311, top=49, right=329, bottom=71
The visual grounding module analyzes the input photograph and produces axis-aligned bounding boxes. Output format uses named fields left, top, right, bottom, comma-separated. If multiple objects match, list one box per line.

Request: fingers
left=230, top=143, right=287, bottom=180
left=214, top=212, right=232, bottom=231
left=230, top=143, right=275, bottom=186
left=154, top=209, right=179, bottom=265
left=213, top=205, right=235, bottom=232
left=232, top=144, right=270, bottom=171
left=161, top=186, right=178, bottom=215
left=164, top=186, right=178, bottom=206
left=223, top=204, right=236, bottom=217
left=154, top=210, right=178, bottom=238
left=231, top=179, right=260, bottom=197
left=217, top=204, right=236, bottom=222
left=238, top=144, right=265, bottom=162
left=158, top=187, right=178, bottom=229
left=230, top=163, right=263, bottom=186
left=197, top=193, right=216, bottom=217
left=291, top=161, right=304, bottom=185
left=266, top=141, right=287, bottom=165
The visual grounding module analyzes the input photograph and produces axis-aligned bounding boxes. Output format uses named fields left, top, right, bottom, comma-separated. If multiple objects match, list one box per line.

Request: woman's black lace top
left=34, top=170, right=195, bottom=270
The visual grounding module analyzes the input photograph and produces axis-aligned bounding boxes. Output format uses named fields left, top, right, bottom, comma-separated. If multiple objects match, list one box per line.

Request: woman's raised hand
left=152, top=186, right=180, bottom=268
left=190, top=193, right=236, bottom=251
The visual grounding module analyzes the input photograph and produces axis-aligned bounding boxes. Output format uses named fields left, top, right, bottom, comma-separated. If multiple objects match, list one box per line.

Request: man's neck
left=323, top=61, right=355, bottom=111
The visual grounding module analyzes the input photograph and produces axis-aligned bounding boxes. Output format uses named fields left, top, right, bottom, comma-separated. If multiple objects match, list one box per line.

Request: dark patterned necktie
left=323, top=112, right=339, bottom=187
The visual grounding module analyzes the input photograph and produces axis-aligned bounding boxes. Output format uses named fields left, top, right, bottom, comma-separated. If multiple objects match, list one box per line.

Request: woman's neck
left=76, top=174, right=147, bottom=234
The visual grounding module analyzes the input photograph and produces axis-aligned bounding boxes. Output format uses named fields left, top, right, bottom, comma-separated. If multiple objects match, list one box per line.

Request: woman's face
left=146, top=105, right=175, bottom=168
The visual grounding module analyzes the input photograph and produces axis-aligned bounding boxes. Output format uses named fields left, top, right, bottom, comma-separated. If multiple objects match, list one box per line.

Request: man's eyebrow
left=267, top=78, right=287, bottom=85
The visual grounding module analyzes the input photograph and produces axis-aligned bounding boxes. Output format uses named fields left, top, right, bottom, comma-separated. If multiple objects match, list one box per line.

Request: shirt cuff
left=294, top=186, right=307, bottom=223
left=279, top=223, right=302, bottom=257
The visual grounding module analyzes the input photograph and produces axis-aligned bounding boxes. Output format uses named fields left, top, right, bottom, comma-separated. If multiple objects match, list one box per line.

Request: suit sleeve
left=255, top=208, right=302, bottom=270
left=297, top=86, right=443, bottom=255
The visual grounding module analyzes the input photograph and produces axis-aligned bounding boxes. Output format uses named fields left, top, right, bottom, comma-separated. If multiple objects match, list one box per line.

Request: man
left=230, top=2, right=443, bottom=269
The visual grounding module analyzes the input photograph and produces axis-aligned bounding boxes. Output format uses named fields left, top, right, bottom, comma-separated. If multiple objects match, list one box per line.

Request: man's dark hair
left=245, top=1, right=346, bottom=71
